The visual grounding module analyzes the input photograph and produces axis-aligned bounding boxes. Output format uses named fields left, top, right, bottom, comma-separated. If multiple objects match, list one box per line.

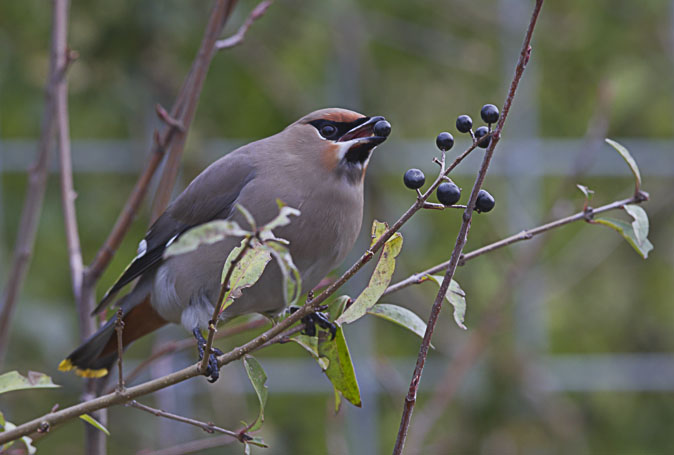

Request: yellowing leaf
left=220, top=239, right=272, bottom=314
left=337, top=233, right=403, bottom=325
left=79, top=414, right=110, bottom=436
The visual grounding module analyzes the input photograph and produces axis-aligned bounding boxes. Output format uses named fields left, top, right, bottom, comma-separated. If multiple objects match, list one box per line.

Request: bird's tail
left=59, top=297, right=167, bottom=378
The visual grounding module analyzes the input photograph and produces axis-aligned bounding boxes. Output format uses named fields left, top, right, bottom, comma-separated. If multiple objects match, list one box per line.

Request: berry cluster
left=401, top=103, right=499, bottom=214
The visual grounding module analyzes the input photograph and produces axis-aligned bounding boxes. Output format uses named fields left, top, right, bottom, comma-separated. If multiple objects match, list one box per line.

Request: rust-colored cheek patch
left=321, top=143, right=340, bottom=171
left=321, top=112, right=365, bottom=124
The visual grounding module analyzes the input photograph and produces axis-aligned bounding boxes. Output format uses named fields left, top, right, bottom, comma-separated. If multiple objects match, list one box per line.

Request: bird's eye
left=320, top=124, right=338, bottom=139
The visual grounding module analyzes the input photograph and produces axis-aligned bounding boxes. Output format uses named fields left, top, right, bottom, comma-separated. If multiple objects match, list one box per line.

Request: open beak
left=338, top=116, right=388, bottom=164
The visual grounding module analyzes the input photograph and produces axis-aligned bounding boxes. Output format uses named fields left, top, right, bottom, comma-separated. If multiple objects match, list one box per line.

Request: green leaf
left=263, top=241, right=302, bottom=306
left=425, top=276, right=467, bottom=330
left=164, top=220, right=249, bottom=258
left=0, top=370, right=60, bottom=395
left=595, top=215, right=653, bottom=259
left=220, top=239, right=272, bottom=314
left=337, top=232, right=403, bottom=325
left=79, top=414, right=110, bottom=436
left=242, top=356, right=268, bottom=432
left=327, top=295, right=351, bottom=321
left=0, top=410, right=5, bottom=428
left=333, top=387, right=343, bottom=413
left=605, top=138, right=641, bottom=192
left=247, top=436, right=268, bottom=448
left=290, top=335, right=329, bottom=370
left=624, top=204, right=649, bottom=246
left=367, top=304, right=429, bottom=342
left=576, top=184, right=594, bottom=201
left=236, top=204, right=257, bottom=231
left=260, top=204, right=300, bottom=233
left=317, top=326, right=361, bottom=408
left=370, top=219, right=389, bottom=248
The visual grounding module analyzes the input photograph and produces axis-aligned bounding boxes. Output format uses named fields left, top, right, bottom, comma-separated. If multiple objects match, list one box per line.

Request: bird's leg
left=289, top=306, right=337, bottom=340
left=192, top=328, right=222, bottom=383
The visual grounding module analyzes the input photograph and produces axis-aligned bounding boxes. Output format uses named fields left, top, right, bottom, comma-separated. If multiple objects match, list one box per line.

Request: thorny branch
left=393, top=1, right=545, bottom=453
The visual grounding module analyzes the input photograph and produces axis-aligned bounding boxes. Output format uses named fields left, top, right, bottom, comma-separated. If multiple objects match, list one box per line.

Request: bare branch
left=0, top=0, right=64, bottom=365
left=128, top=400, right=249, bottom=442
left=392, top=2, right=545, bottom=452
left=150, top=0, right=239, bottom=221
left=216, top=0, right=274, bottom=50
left=86, top=0, right=239, bottom=285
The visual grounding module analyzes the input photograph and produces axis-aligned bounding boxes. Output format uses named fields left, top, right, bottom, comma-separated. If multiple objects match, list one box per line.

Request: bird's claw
left=193, top=328, right=223, bottom=383
left=289, top=307, right=336, bottom=340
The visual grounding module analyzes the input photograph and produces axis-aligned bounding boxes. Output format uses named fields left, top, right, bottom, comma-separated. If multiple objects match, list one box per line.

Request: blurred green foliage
left=1, top=0, right=674, bottom=454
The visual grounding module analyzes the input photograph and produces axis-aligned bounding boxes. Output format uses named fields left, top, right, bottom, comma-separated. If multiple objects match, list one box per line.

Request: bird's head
left=284, top=108, right=390, bottom=183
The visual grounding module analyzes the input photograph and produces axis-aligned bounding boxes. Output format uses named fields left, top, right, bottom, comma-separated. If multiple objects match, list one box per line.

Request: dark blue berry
left=404, top=168, right=425, bottom=190
left=474, top=126, right=490, bottom=148
left=374, top=120, right=391, bottom=137
left=437, top=182, right=461, bottom=206
left=456, top=115, right=473, bottom=133
left=436, top=132, right=454, bottom=151
left=475, top=189, right=495, bottom=213
left=480, top=104, right=499, bottom=124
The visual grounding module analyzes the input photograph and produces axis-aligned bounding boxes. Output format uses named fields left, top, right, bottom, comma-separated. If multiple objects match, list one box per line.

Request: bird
left=59, top=108, right=390, bottom=382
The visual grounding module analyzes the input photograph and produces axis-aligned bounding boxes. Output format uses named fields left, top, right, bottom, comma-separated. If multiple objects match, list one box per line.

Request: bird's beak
left=338, top=116, right=388, bottom=164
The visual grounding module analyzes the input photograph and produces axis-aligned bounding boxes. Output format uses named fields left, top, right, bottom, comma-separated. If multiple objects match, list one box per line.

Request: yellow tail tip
left=58, top=359, right=108, bottom=378
left=74, top=367, right=109, bottom=378
left=58, top=359, right=74, bottom=371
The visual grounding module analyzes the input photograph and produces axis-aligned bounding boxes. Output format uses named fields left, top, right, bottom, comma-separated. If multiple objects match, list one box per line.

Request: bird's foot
left=192, top=328, right=224, bottom=383
left=289, top=307, right=337, bottom=340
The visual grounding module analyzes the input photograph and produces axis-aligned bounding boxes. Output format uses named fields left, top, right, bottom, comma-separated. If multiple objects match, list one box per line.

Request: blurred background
left=1, top=0, right=673, bottom=453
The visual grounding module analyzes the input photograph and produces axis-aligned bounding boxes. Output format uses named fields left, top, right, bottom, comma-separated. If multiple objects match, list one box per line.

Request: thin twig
left=0, top=0, right=64, bottom=366
left=216, top=0, right=273, bottom=50
left=200, top=235, right=254, bottom=374
left=392, top=2, right=545, bottom=453
left=127, top=400, right=250, bottom=442
left=384, top=194, right=646, bottom=297
left=115, top=309, right=125, bottom=392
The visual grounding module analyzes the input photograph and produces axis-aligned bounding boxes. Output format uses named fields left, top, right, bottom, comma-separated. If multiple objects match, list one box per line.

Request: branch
left=85, top=0, right=240, bottom=285
left=150, top=0, right=239, bottom=221
left=392, top=2, right=545, bottom=453
left=384, top=193, right=647, bottom=297
left=127, top=400, right=250, bottom=442
left=0, top=0, right=65, bottom=365
left=216, top=0, right=273, bottom=50
left=112, top=317, right=267, bottom=392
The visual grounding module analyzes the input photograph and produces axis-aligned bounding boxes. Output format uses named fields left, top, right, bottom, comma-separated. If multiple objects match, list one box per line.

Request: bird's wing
left=93, top=152, right=255, bottom=314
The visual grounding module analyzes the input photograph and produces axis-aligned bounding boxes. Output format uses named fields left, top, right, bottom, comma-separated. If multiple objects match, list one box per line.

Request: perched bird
left=59, top=108, right=390, bottom=382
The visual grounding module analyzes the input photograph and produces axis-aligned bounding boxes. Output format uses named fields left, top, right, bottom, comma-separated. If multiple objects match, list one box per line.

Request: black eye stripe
left=308, top=118, right=369, bottom=140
